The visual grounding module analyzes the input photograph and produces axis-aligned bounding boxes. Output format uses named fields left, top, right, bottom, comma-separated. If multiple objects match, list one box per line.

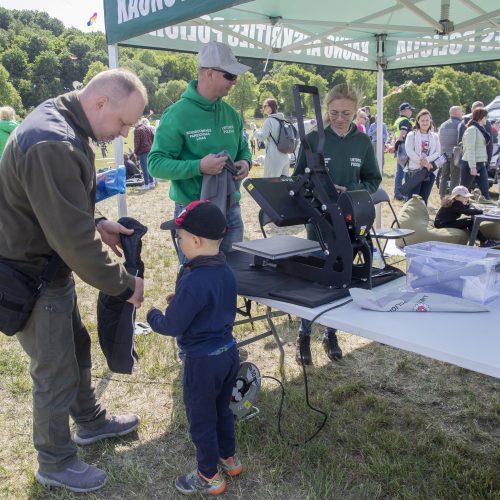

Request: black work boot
left=295, top=334, right=312, bottom=365
left=322, top=331, right=343, bottom=360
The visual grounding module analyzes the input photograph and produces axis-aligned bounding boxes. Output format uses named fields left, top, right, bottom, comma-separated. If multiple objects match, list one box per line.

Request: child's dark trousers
left=183, top=346, right=239, bottom=477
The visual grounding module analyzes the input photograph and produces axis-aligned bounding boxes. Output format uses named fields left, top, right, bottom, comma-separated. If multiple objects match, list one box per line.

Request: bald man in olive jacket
left=0, top=69, right=146, bottom=493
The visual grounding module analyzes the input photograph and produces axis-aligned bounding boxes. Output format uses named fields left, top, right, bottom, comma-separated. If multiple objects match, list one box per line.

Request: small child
left=147, top=200, right=241, bottom=496
left=434, top=185, right=492, bottom=246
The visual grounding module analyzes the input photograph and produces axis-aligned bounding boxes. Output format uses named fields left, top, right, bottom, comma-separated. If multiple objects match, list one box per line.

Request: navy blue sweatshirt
left=147, top=257, right=237, bottom=357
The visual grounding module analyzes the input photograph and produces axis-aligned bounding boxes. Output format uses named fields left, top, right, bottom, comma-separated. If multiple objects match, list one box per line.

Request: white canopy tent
left=103, top=0, right=500, bottom=216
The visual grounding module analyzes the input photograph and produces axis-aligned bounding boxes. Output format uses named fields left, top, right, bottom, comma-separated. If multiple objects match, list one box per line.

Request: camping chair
left=370, top=188, right=414, bottom=266
left=169, top=229, right=254, bottom=324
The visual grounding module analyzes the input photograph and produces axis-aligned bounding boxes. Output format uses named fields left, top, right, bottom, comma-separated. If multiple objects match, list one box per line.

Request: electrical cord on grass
left=92, top=299, right=353, bottom=444
left=275, top=297, right=352, bottom=445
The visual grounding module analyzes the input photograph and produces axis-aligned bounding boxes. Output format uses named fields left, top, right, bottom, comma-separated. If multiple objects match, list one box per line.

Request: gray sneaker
left=35, top=459, right=107, bottom=493
left=73, top=413, right=140, bottom=445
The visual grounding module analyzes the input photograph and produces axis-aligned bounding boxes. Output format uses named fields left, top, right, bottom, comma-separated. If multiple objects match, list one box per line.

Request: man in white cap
left=149, top=41, right=253, bottom=259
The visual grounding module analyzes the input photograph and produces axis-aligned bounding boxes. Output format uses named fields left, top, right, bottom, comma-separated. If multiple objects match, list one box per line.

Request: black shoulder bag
left=0, top=254, right=61, bottom=336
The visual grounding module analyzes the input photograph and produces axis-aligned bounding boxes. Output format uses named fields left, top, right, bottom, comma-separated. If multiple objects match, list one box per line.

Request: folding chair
left=370, top=188, right=414, bottom=266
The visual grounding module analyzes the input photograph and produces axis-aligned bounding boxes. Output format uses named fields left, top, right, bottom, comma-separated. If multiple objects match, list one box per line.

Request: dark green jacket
left=294, top=124, right=381, bottom=193
left=293, top=124, right=381, bottom=240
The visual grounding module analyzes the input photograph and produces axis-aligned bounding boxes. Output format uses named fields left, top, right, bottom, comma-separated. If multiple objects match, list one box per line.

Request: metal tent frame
left=103, top=0, right=500, bottom=216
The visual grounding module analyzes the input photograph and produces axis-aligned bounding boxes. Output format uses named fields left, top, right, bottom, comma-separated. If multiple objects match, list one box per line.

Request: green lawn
left=0, top=144, right=499, bottom=499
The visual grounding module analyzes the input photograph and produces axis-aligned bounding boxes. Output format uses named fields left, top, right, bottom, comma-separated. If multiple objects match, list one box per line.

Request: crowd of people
left=1, top=38, right=499, bottom=496
left=391, top=100, right=498, bottom=204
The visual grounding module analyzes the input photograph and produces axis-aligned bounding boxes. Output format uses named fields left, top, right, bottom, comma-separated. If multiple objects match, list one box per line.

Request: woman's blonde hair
left=0, top=106, right=15, bottom=121
left=441, top=194, right=455, bottom=208
left=323, top=83, right=361, bottom=128
left=356, top=109, right=367, bottom=122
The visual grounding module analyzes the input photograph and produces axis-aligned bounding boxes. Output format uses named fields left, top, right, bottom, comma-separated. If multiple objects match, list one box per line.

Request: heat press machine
left=241, top=84, right=376, bottom=289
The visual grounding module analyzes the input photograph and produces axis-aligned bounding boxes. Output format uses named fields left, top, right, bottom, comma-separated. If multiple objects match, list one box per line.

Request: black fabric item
left=434, top=200, right=482, bottom=228
left=0, top=254, right=61, bottom=336
left=97, top=217, right=147, bottom=374
left=399, top=167, right=436, bottom=196
left=226, top=251, right=404, bottom=308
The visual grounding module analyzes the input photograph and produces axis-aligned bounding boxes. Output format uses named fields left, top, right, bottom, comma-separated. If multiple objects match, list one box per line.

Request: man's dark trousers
left=16, top=277, right=106, bottom=472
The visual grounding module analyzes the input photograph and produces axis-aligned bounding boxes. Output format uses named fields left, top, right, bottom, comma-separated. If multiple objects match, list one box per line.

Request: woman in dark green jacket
left=293, top=83, right=381, bottom=366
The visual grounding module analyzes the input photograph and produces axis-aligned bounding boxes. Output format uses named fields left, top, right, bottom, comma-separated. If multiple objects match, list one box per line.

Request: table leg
left=266, top=306, right=285, bottom=377
left=468, top=217, right=481, bottom=246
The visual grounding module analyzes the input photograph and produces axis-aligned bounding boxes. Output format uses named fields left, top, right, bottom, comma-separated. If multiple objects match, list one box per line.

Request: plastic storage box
left=404, top=241, right=500, bottom=304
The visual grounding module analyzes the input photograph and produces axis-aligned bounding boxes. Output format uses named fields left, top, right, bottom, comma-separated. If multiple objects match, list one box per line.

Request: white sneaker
left=139, top=184, right=149, bottom=190
left=147, top=182, right=156, bottom=189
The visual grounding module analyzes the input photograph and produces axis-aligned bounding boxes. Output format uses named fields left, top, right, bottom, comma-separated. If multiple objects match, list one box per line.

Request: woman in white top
left=253, top=98, right=290, bottom=177
left=404, top=108, right=441, bottom=204
left=461, top=107, right=491, bottom=200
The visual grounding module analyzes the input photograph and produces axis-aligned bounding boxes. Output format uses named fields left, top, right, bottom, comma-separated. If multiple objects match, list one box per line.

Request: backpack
left=452, top=142, right=463, bottom=167
left=396, top=141, right=409, bottom=167
left=270, top=117, right=299, bottom=154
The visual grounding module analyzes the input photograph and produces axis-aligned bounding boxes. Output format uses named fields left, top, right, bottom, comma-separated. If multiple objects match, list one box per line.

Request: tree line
left=1, top=7, right=500, bottom=127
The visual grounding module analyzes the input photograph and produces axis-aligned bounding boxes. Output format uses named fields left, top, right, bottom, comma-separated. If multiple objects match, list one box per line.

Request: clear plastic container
left=404, top=241, right=500, bottom=304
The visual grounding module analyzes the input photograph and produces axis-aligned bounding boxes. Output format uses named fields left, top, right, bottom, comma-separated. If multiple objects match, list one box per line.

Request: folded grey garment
left=349, top=288, right=489, bottom=312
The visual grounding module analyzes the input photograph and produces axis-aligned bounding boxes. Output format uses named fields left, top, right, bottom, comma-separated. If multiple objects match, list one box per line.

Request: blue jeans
left=460, top=161, right=489, bottom=199
left=394, top=162, right=406, bottom=198
left=174, top=202, right=244, bottom=263
left=406, top=171, right=435, bottom=205
left=138, top=152, right=153, bottom=185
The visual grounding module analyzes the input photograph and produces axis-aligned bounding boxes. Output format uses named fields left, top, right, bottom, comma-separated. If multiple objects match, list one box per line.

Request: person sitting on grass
left=123, top=152, right=141, bottom=179
left=434, top=185, right=497, bottom=247
left=147, top=200, right=241, bottom=496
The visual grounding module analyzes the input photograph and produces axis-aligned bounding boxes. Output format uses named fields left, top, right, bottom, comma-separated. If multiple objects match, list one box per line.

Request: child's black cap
left=160, top=200, right=227, bottom=240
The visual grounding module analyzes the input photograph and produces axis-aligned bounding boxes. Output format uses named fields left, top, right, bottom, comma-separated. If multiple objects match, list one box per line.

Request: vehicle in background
left=485, top=96, right=500, bottom=123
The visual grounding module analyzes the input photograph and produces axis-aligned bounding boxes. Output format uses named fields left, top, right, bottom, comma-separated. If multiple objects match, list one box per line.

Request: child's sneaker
left=175, top=469, right=226, bottom=495
left=219, top=455, right=243, bottom=477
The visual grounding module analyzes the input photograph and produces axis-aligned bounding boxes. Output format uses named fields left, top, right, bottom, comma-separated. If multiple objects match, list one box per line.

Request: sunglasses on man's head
left=208, top=68, right=238, bottom=81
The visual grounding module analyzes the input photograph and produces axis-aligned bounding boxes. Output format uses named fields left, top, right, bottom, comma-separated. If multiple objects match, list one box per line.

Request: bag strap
left=35, top=253, right=63, bottom=296
left=268, top=116, right=281, bottom=147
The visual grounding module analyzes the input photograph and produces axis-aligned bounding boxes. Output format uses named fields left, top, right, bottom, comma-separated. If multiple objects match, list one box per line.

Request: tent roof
left=104, top=0, right=500, bottom=70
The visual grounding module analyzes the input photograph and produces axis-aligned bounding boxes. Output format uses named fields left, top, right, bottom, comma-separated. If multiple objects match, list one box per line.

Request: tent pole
left=375, top=35, right=386, bottom=229
left=108, top=43, right=127, bottom=218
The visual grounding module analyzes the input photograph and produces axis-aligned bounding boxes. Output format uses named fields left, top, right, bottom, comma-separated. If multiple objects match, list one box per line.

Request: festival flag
left=383, top=80, right=414, bottom=99
left=87, top=12, right=98, bottom=27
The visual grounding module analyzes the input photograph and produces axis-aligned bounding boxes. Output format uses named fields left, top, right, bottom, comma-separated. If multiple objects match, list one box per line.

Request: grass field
left=0, top=142, right=499, bottom=499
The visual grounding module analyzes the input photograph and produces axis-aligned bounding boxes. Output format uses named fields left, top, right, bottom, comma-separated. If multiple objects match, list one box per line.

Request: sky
left=1, top=0, right=106, bottom=32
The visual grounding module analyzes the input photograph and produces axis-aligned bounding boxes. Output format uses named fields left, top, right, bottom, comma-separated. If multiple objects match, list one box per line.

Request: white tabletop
left=246, top=278, right=500, bottom=379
